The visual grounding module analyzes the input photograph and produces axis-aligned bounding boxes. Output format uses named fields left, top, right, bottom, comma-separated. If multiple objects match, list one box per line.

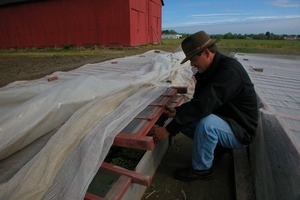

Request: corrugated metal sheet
left=0, top=0, right=163, bottom=48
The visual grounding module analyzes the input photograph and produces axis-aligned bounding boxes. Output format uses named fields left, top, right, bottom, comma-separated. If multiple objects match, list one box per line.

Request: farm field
left=0, top=38, right=299, bottom=87
left=218, top=39, right=300, bottom=55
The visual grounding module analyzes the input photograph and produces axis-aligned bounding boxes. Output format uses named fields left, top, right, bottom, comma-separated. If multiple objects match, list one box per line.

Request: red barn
left=0, top=0, right=164, bottom=49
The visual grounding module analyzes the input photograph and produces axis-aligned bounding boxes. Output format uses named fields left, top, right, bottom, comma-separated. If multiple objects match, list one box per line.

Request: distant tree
left=253, top=33, right=266, bottom=40
left=265, top=31, right=270, bottom=39
left=170, top=29, right=178, bottom=34
left=210, top=34, right=222, bottom=39
left=223, top=32, right=234, bottom=39
left=236, top=34, right=245, bottom=39
left=162, top=29, right=177, bottom=34
left=164, top=32, right=295, bottom=40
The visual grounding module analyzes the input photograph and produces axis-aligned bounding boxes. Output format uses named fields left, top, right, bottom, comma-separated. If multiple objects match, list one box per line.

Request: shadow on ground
left=142, top=134, right=235, bottom=200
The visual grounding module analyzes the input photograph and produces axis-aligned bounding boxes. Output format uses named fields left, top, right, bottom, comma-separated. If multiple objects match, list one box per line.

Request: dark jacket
left=166, top=52, right=258, bottom=145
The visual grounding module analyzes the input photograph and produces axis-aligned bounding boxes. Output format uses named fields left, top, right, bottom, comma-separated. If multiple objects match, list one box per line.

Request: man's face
left=189, top=49, right=210, bottom=73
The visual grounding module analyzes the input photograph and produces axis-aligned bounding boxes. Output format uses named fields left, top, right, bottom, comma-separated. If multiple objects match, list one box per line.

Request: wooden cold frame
left=85, top=87, right=186, bottom=200
left=113, top=87, right=185, bottom=150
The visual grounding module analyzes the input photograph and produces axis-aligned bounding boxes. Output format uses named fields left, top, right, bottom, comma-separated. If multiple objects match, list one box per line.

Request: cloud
left=167, top=18, right=300, bottom=34
left=190, top=13, right=247, bottom=17
left=164, top=14, right=300, bottom=28
left=245, top=15, right=300, bottom=21
left=269, top=0, right=300, bottom=7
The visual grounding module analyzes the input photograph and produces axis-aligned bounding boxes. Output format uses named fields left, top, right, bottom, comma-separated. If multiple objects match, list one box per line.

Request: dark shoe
left=174, top=167, right=213, bottom=182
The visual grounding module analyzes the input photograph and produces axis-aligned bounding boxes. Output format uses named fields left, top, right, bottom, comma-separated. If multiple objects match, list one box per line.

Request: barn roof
left=0, top=0, right=164, bottom=7
left=0, top=0, right=38, bottom=7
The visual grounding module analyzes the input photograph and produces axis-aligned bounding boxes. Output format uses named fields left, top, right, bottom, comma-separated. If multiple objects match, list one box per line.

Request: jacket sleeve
left=166, top=65, right=242, bottom=136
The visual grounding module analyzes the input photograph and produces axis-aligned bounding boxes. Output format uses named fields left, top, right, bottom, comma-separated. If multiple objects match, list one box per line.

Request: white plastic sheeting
left=236, top=53, right=300, bottom=144
left=235, top=53, right=300, bottom=200
left=0, top=50, right=194, bottom=200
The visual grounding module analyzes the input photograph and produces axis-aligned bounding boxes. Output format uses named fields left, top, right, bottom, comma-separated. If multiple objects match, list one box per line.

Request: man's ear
left=203, top=48, right=210, bottom=58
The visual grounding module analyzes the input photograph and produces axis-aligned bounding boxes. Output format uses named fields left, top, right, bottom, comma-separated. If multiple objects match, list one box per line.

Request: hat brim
left=180, top=38, right=219, bottom=64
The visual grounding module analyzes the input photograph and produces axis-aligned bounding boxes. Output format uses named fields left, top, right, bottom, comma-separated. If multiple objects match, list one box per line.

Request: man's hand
left=148, top=126, right=170, bottom=143
left=165, top=105, right=176, bottom=118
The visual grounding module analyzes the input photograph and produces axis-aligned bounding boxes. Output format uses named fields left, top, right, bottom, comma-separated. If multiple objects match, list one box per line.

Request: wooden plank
left=161, top=87, right=177, bottom=96
left=149, top=96, right=170, bottom=107
left=172, top=86, right=188, bottom=94
left=122, top=137, right=169, bottom=200
left=135, top=106, right=162, bottom=120
left=101, top=162, right=151, bottom=187
left=104, top=175, right=132, bottom=200
left=113, top=134, right=154, bottom=150
left=233, top=148, right=256, bottom=200
left=84, top=192, right=104, bottom=200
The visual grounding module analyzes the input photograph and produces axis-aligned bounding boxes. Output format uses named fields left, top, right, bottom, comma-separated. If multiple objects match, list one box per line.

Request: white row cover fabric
left=235, top=53, right=300, bottom=200
left=0, top=50, right=194, bottom=200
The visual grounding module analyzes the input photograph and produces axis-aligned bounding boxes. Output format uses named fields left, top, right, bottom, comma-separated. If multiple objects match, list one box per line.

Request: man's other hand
left=148, top=126, right=170, bottom=143
left=165, top=105, right=176, bottom=118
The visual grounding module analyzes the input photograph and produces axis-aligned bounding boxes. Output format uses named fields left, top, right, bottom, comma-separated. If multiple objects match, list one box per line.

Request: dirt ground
left=0, top=53, right=234, bottom=200
left=141, top=134, right=235, bottom=200
left=0, top=45, right=179, bottom=88
left=0, top=54, right=109, bottom=87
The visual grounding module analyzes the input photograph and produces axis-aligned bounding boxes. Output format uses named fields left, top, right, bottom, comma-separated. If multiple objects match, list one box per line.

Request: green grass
left=161, top=38, right=300, bottom=55
left=0, top=38, right=299, bottom=57
left=217, top=39, right=300, bottom=55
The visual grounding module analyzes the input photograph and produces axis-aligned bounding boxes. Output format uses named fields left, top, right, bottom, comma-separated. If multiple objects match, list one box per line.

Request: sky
left=162, top=0, right=300, bottom=35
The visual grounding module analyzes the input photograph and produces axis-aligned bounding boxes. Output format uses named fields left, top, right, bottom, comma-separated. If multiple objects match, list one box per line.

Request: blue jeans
left=181, top=114, right=247, bottom=170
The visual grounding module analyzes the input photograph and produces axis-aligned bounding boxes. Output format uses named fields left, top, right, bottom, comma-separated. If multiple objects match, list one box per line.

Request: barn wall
left=96, top=0, right=131, bottom=46
left=149, top=0, right=162, bottom=44
left=129, top=0, right=162, bottom=46
left=0, top=0, right=101, bottom=48
left=0, top=0, right=162, bottom=49
left=129, top=0, right=147, bottom=46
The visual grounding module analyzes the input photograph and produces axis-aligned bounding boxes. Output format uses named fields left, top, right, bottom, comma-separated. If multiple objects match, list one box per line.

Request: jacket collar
left=194, top=51, right=223, bottom=81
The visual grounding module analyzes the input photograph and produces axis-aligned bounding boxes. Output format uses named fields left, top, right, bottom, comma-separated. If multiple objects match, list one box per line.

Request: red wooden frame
left=85, top=87, right=186, bottom=200
left=85, top=173, right=131, bottom=200
left=113, top=88, right=184, bottom=150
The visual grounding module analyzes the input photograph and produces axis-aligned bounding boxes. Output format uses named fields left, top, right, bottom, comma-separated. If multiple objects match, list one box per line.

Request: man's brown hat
left=180, top=31, right=219, bottom=64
